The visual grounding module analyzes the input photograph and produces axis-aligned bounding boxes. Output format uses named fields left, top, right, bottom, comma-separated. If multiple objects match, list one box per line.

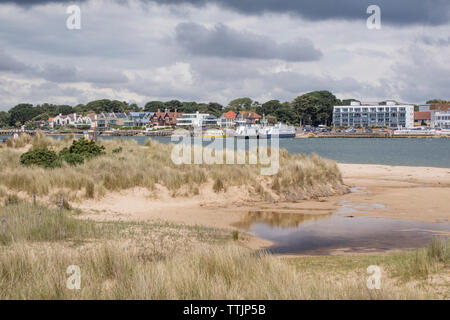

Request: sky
left=0, top=0, right=449, bottom=110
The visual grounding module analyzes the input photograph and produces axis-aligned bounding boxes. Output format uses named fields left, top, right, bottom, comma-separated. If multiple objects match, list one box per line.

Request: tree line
left=1, top=91, right=445, bottom=129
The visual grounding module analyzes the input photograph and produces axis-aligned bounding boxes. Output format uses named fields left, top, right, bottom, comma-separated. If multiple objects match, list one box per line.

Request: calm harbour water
left=2, top=135, right=449, bottom=168
left=87, top=136, right=450, bottom=168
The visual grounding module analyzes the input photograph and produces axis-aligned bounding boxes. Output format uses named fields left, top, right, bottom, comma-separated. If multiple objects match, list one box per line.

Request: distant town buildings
left=418, top=104, right=450, bottom=129
left=332, top=101, right=414, bottom=128
left=46, top=109, right=265, bottom=131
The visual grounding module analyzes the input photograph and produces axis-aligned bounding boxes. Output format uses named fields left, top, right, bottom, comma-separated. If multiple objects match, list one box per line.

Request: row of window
left=334, top=107, right=408, bottom=112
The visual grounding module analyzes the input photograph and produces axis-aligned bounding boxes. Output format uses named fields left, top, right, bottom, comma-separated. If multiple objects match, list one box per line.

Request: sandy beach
left=77, top=163, right=450, bottom=250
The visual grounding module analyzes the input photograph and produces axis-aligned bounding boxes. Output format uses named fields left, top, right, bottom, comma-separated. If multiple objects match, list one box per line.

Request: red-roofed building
left=218, top=110, right=237, bottom=127
left=235, top=111, right=262, bottom=125
left=414, top=111, right=431, bottom=127
left=150, top=109, right=182, bottom=126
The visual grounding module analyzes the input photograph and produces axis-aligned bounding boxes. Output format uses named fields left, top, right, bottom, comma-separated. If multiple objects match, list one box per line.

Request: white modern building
left=176, top=111, right=217, bottom=127
left=333, top=101, right=414, bottom=128
left=431, top=110, right=450, bottom=129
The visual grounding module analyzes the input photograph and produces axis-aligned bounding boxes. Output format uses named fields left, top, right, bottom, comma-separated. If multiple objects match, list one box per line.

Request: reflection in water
left=233, top=211, right=332, bottom=230
left=235, top=210, right=450, bottom=255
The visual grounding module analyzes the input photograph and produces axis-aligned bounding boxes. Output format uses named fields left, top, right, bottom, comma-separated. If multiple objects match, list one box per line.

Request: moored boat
left=259, top=123, right=296, bottom=138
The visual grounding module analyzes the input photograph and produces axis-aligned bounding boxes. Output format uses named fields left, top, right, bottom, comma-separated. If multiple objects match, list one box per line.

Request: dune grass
left=4, top=133, right=32, bottom=149
left=389, top=238, right=450, bottom=281
left=0, top=135, right=345, bottom=202
left=0, top=201, right=100, bottom=245
left=1, top=241, right=447, bottom=300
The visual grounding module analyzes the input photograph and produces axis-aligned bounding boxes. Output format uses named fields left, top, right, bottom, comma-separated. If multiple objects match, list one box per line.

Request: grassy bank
left=0, top=202, right=448, bottom=299
left=0, top=134, right=345, bottom=202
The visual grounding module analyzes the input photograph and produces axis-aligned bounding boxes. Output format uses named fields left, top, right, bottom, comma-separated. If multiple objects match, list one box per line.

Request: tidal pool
left=236, top=209, right=450, bottom=255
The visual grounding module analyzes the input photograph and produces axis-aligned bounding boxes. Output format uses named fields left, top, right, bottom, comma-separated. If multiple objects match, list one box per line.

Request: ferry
left=258, top=123, right=296, bottom=138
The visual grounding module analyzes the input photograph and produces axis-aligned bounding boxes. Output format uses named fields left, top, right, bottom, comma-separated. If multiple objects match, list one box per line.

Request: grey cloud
left=153, top=0, right=450, bottom=26
left=391, top=47, right=450, bottom=102
left=0, top=50, right=29, bottom=72
left=420, top=36, right=450, bottom=47
left=0, top=51, right=129, bottom=84
left=175, top=22, right=322, bottom=62
left=3, top=0, right=449, bottom=26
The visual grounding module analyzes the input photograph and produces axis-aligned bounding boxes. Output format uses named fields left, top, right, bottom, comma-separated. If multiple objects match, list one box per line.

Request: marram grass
left=0, top=136, right=346, bottom=201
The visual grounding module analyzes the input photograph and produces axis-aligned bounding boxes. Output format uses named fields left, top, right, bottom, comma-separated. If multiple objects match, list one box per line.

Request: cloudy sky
left=0, top=0, right=449, bottom=110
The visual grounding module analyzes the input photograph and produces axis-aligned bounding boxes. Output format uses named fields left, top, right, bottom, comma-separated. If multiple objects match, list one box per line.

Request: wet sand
left=337, top=164, right=450, bottom=223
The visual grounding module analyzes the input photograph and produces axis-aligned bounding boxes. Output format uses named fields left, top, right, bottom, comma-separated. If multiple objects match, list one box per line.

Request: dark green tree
left=144, top=101, right=165, bottom=112
left=426, top=99, right=450, bottom=104
left=258, top=100, right=282, bottom=117
left=292, top=91, right=341, bottom=126
left=164, top=100, right=183, bottom=111
left=228, top=97, right=253, bottom=111
left=0, top=111, right=11, bottom=128
left=9, top=104, right=40, bottom=126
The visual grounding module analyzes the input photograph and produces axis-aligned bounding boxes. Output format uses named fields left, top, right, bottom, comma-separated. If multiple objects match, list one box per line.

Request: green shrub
left=68, top=138, right=105, bottom=158
left=20, top=149, right=60, bottom=168
left=58, top=147, right=70, bottom=157
left=62, top=153, right=84, bottom=166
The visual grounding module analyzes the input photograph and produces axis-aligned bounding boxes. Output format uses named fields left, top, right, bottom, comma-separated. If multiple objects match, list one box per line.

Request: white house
left=50, top=113, right=94, bottom=128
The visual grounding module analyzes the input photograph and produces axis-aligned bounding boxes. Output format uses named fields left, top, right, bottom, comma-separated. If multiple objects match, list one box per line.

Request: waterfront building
left=414, top=112, right=431, bottom=127
left=431, top=109, right=450, bottom=129
left=129, top=112, right=154, bottom=126
left=332, top=101, right=414, bottom=128
left=96, top=113, right=134, bottom=130
left=150, top=109, right=182, bottom=127
left=51, top=113, right=94, bottom=128
left=176, top=111, right=217, bottom=127
left=235, top=111, right=262, bottom=126
left=218, top=111, right=237, bottom=127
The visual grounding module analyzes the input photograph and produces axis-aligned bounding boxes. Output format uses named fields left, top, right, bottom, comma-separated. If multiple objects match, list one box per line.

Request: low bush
left=20, top=149, right=60, bottom=168
left=68, top=138, right=106, bottom=158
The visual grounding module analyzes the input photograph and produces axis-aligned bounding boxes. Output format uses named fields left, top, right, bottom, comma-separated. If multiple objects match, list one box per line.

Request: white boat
left=259, top=123, right=296, bottom=138
left=234, top=125, right=259, bottom=139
